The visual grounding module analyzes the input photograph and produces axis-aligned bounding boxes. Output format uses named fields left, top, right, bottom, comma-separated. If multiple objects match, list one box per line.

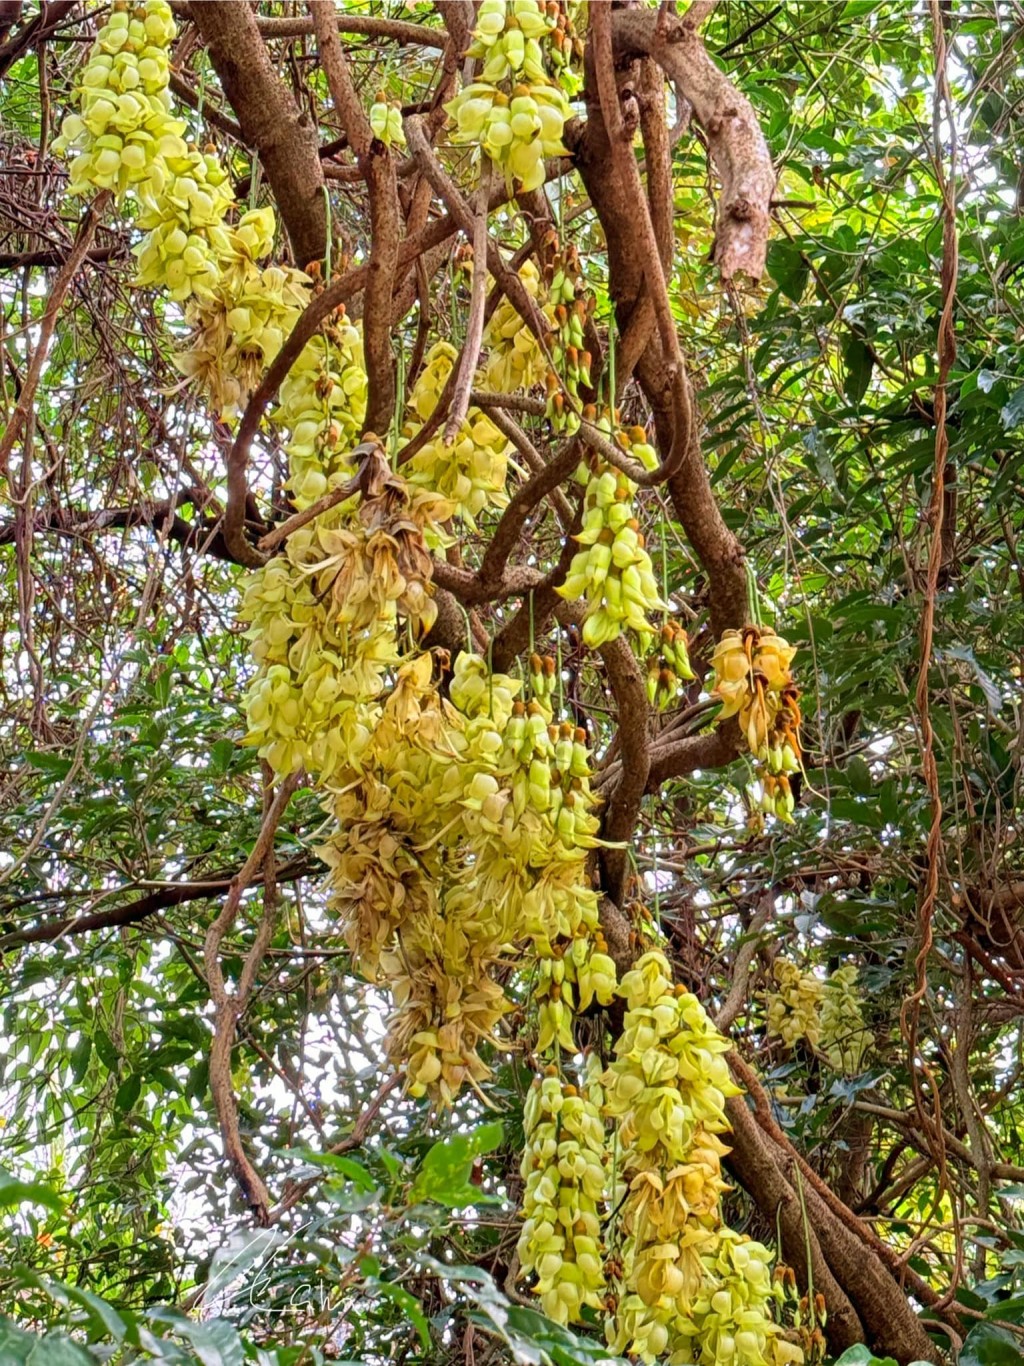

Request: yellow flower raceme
left=766, top=960, right=824, bottom=1051
left=481, top=258, right=550, bottom=392
left=133, top=147, right=234, bottom=300
left=239, top=472, right=439, bottom=780
left=647, top=620, right=696, bottom=710
left=602, top=950, right=799, bottom=1366
left=446, top=0, right=573, bottom=194
left=403, top=342, right=511, bottom=524
left=557, top=433, right=665, bottom=648
left=710, top=625, right=804, bottom=824
left=671, top=1230, right=793, bottom=1366
left=518, top=1072, right=609, bottom=1325
left=53, top=0, right=185, bottom=201
left=821, top=965, right=872, bottom=1074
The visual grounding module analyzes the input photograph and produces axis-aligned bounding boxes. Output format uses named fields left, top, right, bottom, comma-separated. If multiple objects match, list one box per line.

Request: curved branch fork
left=613, top=7, right=776, bottom=282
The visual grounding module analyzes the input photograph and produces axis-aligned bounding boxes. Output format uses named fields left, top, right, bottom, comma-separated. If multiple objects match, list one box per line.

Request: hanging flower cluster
left=482, top=258, right=551, bottom=394
left=518, top=1066, right=609, bottom=1324
left=241, top=458, right=442, bottom=779
left=766, top=960, right=824, bottom=1051
left=544, top=0, right=585, bottom=91
left=313, top=643, right=612, bottom=1105
left=53, top=0, right=182, bottom=199
left=540, top=234, right=592, bottom=433
left=176, top=239, right=317, bottom=418
left=446, top=0, right=573, bottom=193
left=768, top=961, right=872, bottom=1075
left=820, top=965, right=872, bottom=1074
left=710, top=625, right=803, bottom=822
left=647, top=620, right=696, bottom=710
left=479, top=248, right=595, bottom=448
left=601, top=951, right=798, bottom=1366
left=403, top=341, right=512, bottom=526
left=558, top=425, right=666, bottom=647
left=272, top=319, right=369, bottom=507
left=55, top=29, right=798, bottom=1362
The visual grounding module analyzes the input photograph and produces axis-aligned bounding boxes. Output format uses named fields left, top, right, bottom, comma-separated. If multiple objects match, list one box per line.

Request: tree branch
left=597, top=635, right=651, bottom=903
left=445, top=165, right=493, bottom=443
left=0, top=192, right=109, bottom=479
left=0, top=244, right=123, bottom=271
left=405, top=116, right=551, bottom=346
left=204, top=771, right=302, bottom=1226
left=310, top=0, right=399, bottom=432
left=573, top=48, right=750, bottom=632
left=477, top=439, right=581, bottom=592
left=187, top=1, right=327, bottom=268
left=0, top=495, right=243, bottom=564
left=0, top=0, right=75, bottom=77
left=0, top=859, right=310, bottom=953
left=611, top=6, right=776, bottom=282
left=255, top=13, right=444, bottom=48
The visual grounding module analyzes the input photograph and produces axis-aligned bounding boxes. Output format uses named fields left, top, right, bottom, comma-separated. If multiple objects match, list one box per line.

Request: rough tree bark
left=185, top=1, right=328, bottom=268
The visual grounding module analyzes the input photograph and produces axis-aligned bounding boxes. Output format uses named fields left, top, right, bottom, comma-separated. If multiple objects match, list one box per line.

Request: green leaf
left=282, top=1148, right=377, bottom=1191
left=0, top=1170, right=62, bottom=1213
left=115, top=1073, right=141, bottom=1112
left=24, top=752, right=73, bottom=779
left=146, top=1309, right=244, bottom=1366
left=1000, top=386, right=1024, bottom=429
left=69, top=1035, right=92, bottom=1084
left=846, top=754, right=873, bottom=795
left=93, top=1031, right=120, bottom=1072
left=767, top=241, right=809, bottom=302
left=832, top=1349, right=896, bottom=1366
left=0, top=1320, right=98, bottom=1365
left=209, top=739, right=236, bottom=773
left=185, top=1058, right=209, bottom=1101
left=366, top=1279, right=431, bottom=1351
left=0, top=1317, right=38, bottom=1362
left=410, top=1121, right=502, bottom=1208
left=842, top=335, right=874, bottom=404
left=151, top=666, right=172, bottom=706
left=205, top=1228, right=282, bottom=1301
left=959, top=1322, right=1024, bottom=1365
left=984, top=1294, right=1024, bottom=1324
left=13, top=1272, right=127, bottom=1343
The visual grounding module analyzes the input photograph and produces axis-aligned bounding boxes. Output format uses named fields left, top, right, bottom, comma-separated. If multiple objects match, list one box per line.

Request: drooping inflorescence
left=600, top=952, right=801, bottom=1365
left=710, top=625, right=804, bottom=822
left=768, top=960, right=872, bottom=1075
left=53, top=0, right=182, bottom=200
left=558, top=426, right=667, bottom=647
left=446, top=0, right=574, bottom=193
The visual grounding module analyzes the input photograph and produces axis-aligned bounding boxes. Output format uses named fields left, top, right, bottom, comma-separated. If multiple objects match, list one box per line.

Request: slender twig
left=0, top=858, right=311, bottom=952
left=0, top=191, right=109, bottom=478
left=715, top=900, right=771, bottom=1031
left=269, top=1073, right=401, bottom=1222
left=591, top=4, right=692, bottom=479
left=204, top=770, right=302, bottom=1225
left=480, top=405, right=574, bottom=527
left=477, top=439, right=581, bottom=590
left=445, top=163, right=493, bottom=444
left=899, top=0, right=960, bottom=1232
left=405, top=116, right=551, bottom=346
